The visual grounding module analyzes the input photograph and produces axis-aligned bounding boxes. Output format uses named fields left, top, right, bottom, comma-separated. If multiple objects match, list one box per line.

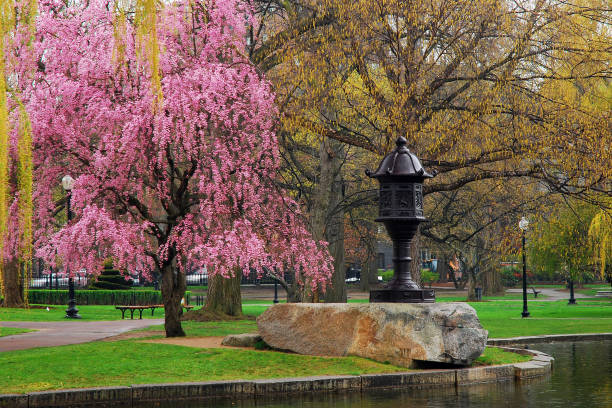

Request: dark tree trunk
left=1, top=259, right=25, bottom=308
left=360, top=237, right=378, bottom=292
left=204, top=269, right=242, bottom=316
left=482, top=266, right=503, bottom=296
left=310, top=138, right=347, bottom=303
left=324, top=178, right=346, bottom=302
left=286, top=283, right=303, bottom=303
left=160, top=261, right=186, bottom=337
left=466, top=268, right=478, bottom=301
left=437, top=255, right=449, bottom=283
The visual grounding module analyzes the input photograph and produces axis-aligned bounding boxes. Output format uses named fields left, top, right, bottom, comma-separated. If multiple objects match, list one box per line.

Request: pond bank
left=0, top=347, right=551, bottom=408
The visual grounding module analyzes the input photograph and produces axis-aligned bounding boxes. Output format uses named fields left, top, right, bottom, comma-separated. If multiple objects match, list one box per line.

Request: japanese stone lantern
left=366, top=136, right=435, bottom=303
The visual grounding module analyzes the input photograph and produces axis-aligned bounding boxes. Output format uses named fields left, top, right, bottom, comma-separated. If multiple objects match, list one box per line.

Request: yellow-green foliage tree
left=0, top=0, right=36, bottom=307
left=588, top=200, right=611, bottom=282
left=249, top=0, right=610, bottom=300
left=530, top=200, right=600, bottom=283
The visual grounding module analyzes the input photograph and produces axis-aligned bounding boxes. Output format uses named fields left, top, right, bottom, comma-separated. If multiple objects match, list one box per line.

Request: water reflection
left=153, top=340, right=611, bottom=408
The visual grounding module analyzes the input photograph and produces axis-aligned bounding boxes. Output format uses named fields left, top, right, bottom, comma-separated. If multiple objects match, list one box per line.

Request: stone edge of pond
left=487, top=332, right=612, bottom=346
left=0, top=348, right=552, bottom=408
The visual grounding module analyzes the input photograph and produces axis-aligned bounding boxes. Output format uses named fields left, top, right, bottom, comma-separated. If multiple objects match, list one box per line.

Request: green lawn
left=472, top=300, right=612, bottom=338
left=0, top=340, right=406, bottom=394
left=0, top=305, right=162, bottom=322
left=0, top=338, right=527, bottom=394
left=0, top=327, right=33, bottom=337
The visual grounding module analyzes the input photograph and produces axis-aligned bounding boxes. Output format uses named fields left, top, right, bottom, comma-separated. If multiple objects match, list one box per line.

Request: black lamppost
left=519, top=216, right=530, bottom=318
left=568, top=277, right=577, bottom=305
left=273, top=280, right=279, bottom=304
left=62, top=175, right=81, bottom=319
left=367, top=137, right=435, bottom=303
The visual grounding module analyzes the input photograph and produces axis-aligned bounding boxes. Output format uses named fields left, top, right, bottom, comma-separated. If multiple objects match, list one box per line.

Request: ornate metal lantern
left=367, top=137, right=435, bottom=303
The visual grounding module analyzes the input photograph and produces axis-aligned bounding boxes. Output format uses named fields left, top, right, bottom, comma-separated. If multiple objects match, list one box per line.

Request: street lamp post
left=62, top=175, right=81, bottom=319
left=568, top=278, right=577, bottom=305
left=519, top=216, right=530, bottom=318
left=273, top=280, right=279, bottom=304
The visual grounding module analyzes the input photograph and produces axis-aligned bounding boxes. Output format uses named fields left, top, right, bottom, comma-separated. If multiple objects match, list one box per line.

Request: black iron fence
left=29, top=274, right=89, bottom=290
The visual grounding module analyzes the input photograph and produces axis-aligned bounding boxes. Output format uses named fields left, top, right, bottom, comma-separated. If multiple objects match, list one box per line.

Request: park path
left=0, top=319, right=163, bottom=352
left=505, top=287, right=590, bottom=301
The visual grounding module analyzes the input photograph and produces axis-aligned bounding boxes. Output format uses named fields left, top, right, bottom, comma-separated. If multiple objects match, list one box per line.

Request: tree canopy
left=30, top=0, right=332, bottom=335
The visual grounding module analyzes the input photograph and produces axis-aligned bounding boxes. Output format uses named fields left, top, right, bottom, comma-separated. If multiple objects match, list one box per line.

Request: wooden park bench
left=530, top=287, right=542, bottom=298
left=115, top=304, right=194, bottom=320
left=595, top=290, right=612, bottom=298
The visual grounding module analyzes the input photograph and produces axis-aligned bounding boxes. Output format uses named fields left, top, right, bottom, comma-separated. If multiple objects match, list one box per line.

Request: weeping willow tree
left=0, top=0, right=36, bottom=308
left=589, top=201, right=611, bottom=282
left=135, top=0, right=163, bottom=110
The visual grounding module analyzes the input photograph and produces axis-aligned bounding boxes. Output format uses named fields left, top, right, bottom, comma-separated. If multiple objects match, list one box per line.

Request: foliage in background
left=588, top=201, right=611, bottom=279
left=529, top=201, right=599, bottom=283
left=500, top=266, right=521, bottom=288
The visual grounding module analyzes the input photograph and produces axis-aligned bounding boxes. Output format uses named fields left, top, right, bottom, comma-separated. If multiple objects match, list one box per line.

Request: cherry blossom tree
left=31, top=0, right=332, bottom=336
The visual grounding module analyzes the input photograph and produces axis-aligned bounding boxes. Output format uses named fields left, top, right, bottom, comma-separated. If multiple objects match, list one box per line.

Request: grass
left=0, top=305, right=162, bottom=322
left=472, top=299, right=612, bottom=338
left=475, top=347, right=530, bottom=365
left=0, top=338, right=530, bottom=394
left=0, top=340, right=407, bottom=394
left=0, top=327, right=33, bottom=337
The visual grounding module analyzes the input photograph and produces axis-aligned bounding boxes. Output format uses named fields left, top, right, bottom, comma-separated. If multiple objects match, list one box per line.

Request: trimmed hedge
left=28, top=290, right=191, bottom=306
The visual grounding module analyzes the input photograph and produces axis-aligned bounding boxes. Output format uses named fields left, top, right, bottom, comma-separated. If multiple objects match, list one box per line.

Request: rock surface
left=257, top=303, right=487, bottom=367
left=221, top=333, right=262, bottom=347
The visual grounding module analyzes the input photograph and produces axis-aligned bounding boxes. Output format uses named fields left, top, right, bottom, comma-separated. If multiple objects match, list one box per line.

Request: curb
left=0, top=348, right=552, bottom=408
left=487, top=332, right=612, bottom=346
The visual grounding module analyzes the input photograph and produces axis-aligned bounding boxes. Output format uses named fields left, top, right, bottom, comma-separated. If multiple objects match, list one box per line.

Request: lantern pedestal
left=370, top=288, right=435, bottom=303
left=366, top=137, right=436, bottom=304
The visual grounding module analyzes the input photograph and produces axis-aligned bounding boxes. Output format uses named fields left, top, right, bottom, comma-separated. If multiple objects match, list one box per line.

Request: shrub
left=28, top=290, right=191, bottom=305
left=500, top=266, right=521, bottom=287
left=89, top=265, right=133, bottom=290
left=421, top=269, right=439, bottom=288
left=379, top=269, right=394, bottom=282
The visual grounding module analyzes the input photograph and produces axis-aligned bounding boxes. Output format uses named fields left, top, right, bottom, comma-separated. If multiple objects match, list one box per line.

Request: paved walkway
left=0, top=319, right=163, bottom=352
left=506, top=287, right=590, bottom=301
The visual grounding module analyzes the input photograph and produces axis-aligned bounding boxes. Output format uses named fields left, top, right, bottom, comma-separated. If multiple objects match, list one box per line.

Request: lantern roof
left=367, top=137, right=434, bottom=180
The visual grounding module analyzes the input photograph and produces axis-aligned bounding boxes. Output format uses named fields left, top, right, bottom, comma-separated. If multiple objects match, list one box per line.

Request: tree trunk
left=310, top=138, right=347, bottom=303
left=410, top=230, right=422, bottom=287
left=466, top=269, right=477, bottom=301
left=482, top=266, right=503, bottom=296
left=204, top=269, right=242, bottom=316
left=1, top=259, right=25, bottom=308
left=286, top=281, right=303, bottom=303
left=360, top=238, right=377, bottom=292
left=437, top=255, right=449, bottom=283
left=160, top=260, right=186, bottom=337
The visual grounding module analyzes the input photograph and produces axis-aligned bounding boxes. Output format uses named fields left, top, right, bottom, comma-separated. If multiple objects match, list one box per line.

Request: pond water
left=168, top=340, right=612, bottom=408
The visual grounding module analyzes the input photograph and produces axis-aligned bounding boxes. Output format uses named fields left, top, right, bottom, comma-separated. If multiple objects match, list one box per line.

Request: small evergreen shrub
left=89, top=264, right=133, bottom=290
left=421, top=269, right=439, bottom=287
left=500, top=266, right=521, bottom=287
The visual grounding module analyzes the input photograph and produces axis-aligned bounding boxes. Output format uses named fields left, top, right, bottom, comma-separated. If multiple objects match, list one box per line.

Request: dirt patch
left=101, top=330, right=166, bottom=341
left=182, top=309, right=256, bottom=322
left=140, top=336, right=253, bottom=349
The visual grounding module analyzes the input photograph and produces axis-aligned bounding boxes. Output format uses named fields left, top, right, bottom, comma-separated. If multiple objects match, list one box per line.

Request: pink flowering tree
left=31, top=0, right=332, bottom=336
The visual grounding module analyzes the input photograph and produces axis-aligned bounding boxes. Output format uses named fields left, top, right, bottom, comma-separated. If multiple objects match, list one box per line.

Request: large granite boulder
left=257, top=303, right=487, bottom=368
